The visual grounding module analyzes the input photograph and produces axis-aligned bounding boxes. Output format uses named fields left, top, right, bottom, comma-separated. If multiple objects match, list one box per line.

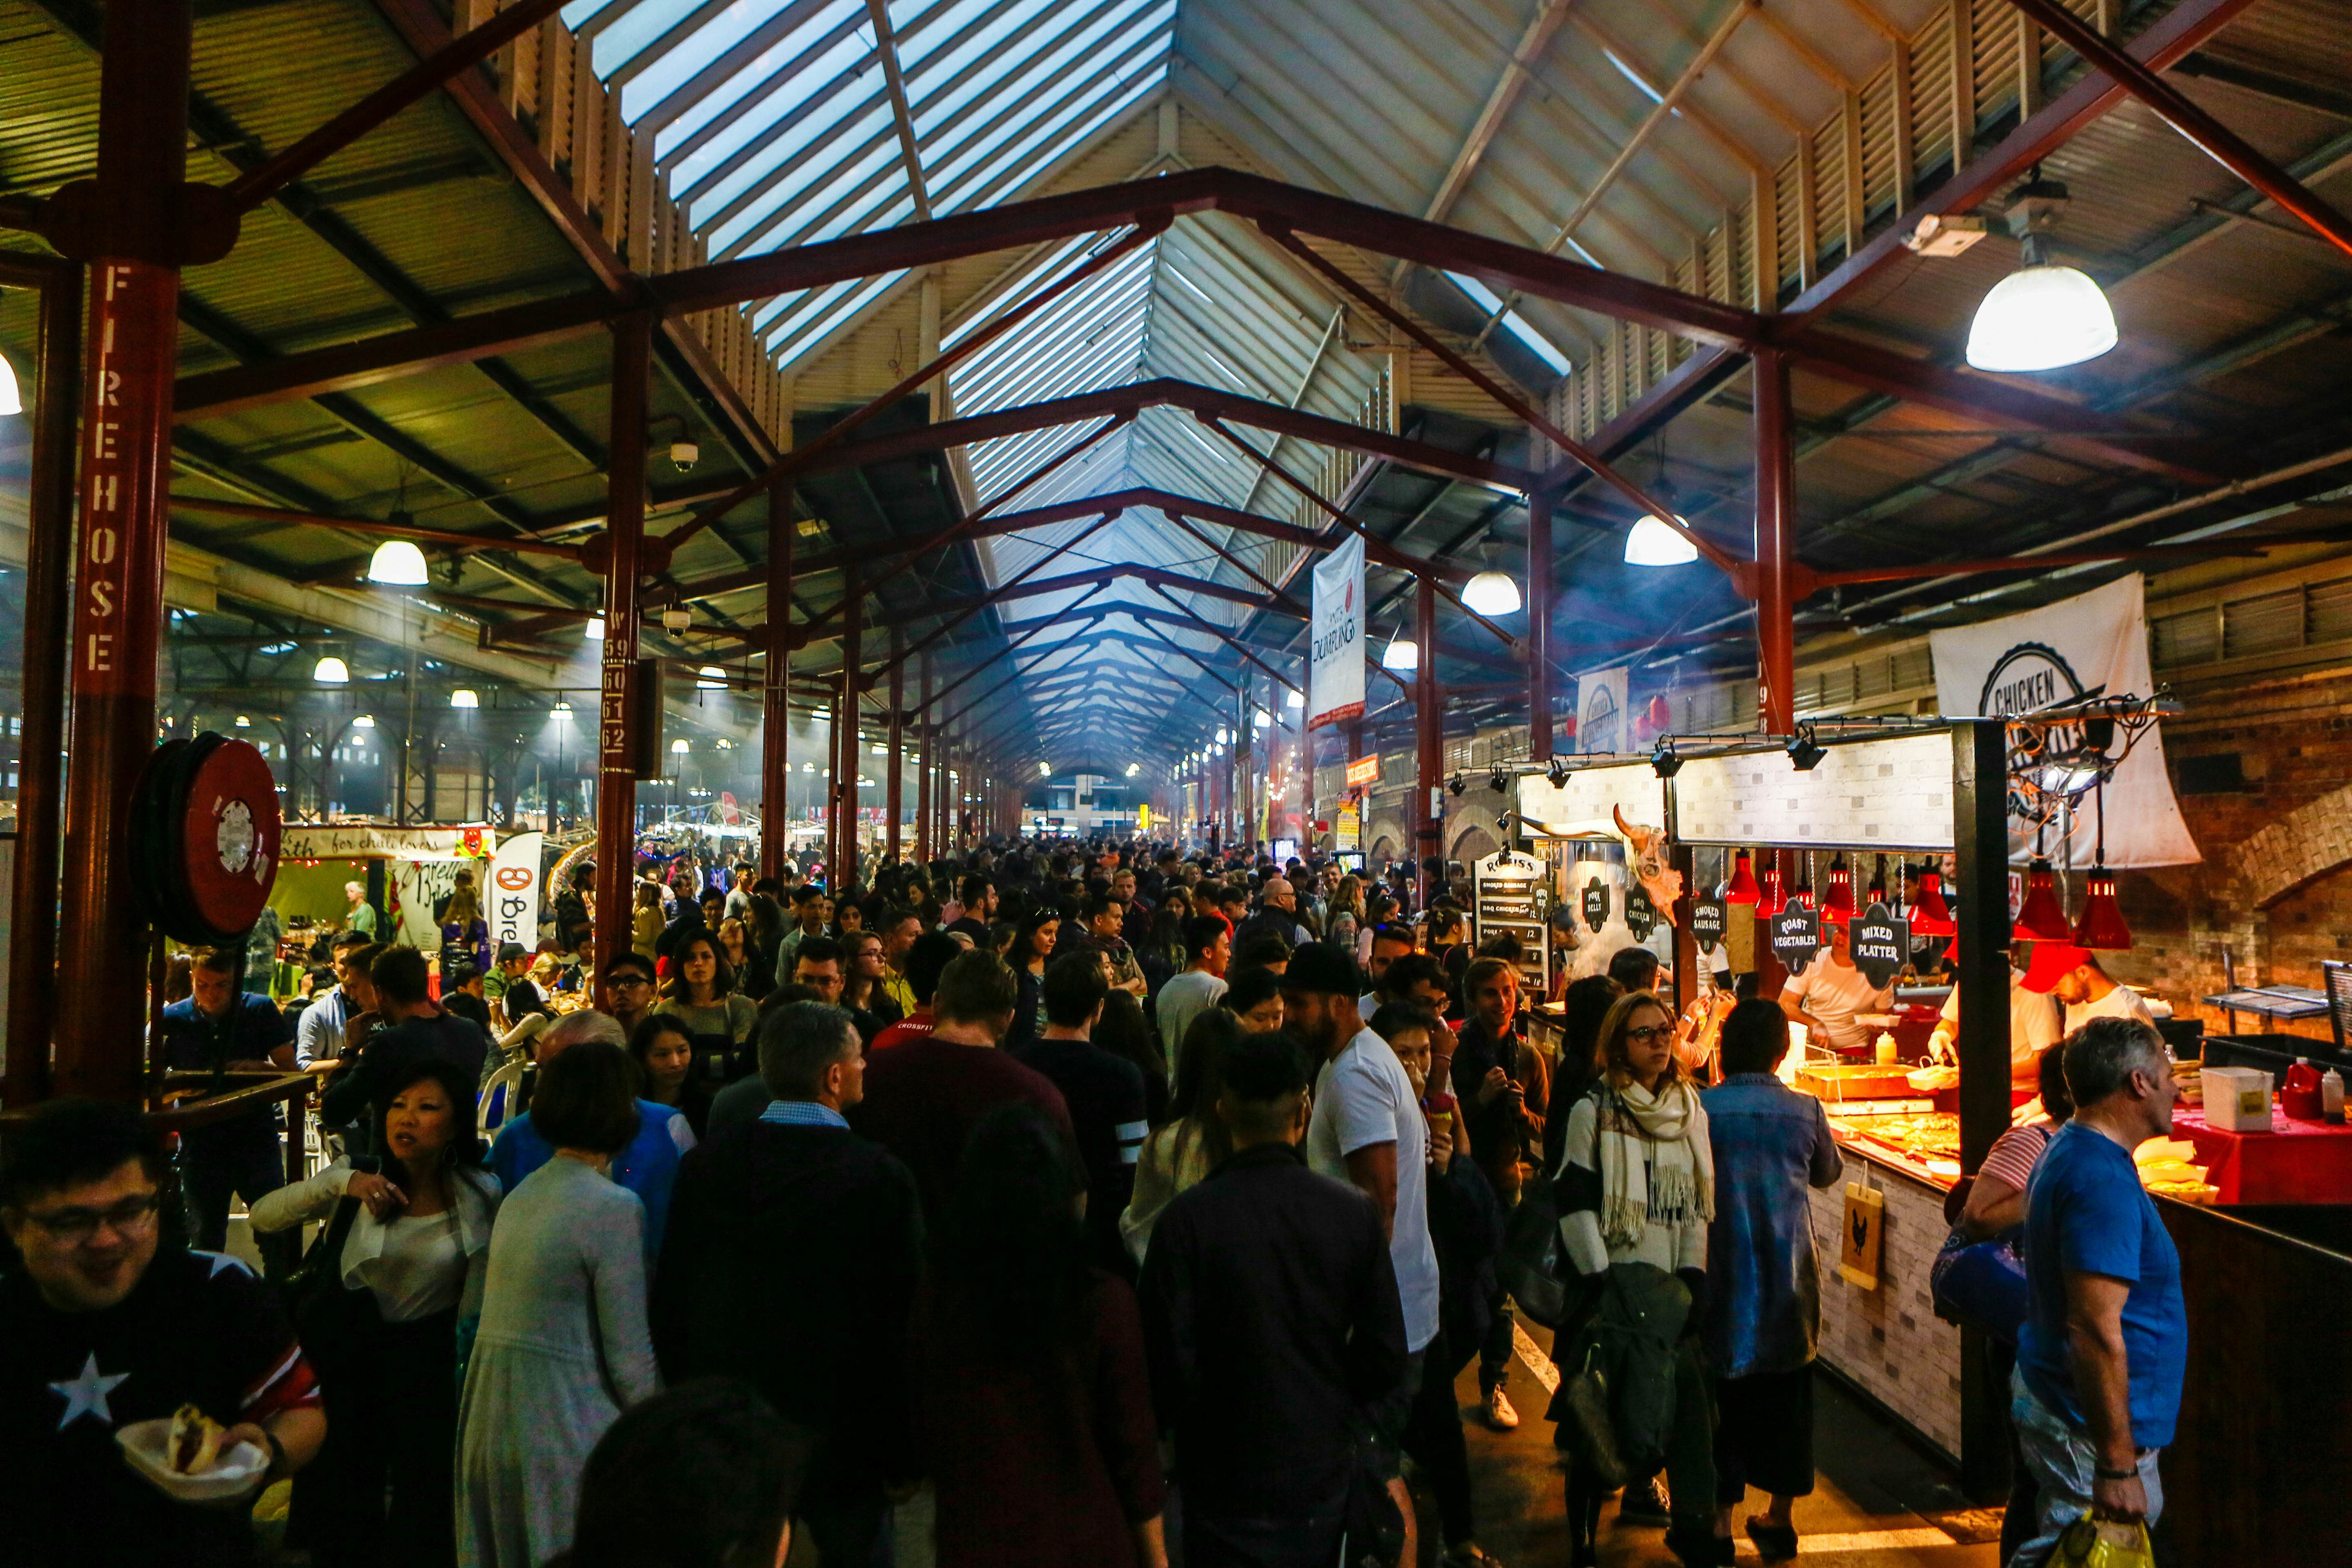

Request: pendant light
left=2012, top=855, right=2072, bottom=942
left=1623, top=514, right=1698, bottom=567
left=1965, top=177, right=2116, bottom=374
left=0, top=350, right=20, bottom=417
left=1819, top=854, right=1857, bottom=924
left=312, top=655, right=350, bottom=684
left=366, top=539, right=431, bottom=585
left=1755, top=861, right=1788, bottom=918
left=1907, top=863, right=1958, bottom=937
left=1724, top=849, right=1762, bottom=905
left=584, top=615, right=606, bottom=641
left=449, top=688, right=479, bottom=709
left=1462, top=540, right=1523, bottom=615
left=1380, top=630, right=1419, bottom=672
left=2071, top=781, right=2132, bottom=949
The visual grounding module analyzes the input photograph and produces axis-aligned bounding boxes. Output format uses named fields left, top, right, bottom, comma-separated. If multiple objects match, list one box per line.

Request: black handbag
left=278, top=1160, right=374, bottom=1359
left=1496, top=1091, right=1604, bottom=1329
left=1341, top=1441, right=1407, bottom=1568
left=1552, top=1335, right=1630, bottom=1490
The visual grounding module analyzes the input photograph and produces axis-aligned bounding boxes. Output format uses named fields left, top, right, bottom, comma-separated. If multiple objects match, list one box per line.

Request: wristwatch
left=261, top=1428, right=288, bottom=1482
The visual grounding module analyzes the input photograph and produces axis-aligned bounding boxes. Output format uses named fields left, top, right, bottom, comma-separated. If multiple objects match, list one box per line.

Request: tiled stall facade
left=1809, top=1145, right=1964, bottom=1465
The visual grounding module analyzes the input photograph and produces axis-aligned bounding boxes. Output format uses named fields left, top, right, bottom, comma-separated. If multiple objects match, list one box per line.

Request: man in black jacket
left=653, top=1001, right=922, bottom=1566
left=318, top=947, right=488, bottom=1136
left=1140, top=1031, right=1407, bottom=1568
left=1013, top=953, right=1147, bottom=1277
left=1447, top=955, right=1550, bottom=1434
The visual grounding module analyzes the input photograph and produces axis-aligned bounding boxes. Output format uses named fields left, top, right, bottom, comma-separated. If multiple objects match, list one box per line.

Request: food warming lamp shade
left=2071, top=864, right=2132, bottom=950
left=1724, top=849, right=1761, bottom=905
left=1907, top=867, right=1957, bottom=936
left=2013, top=857, right=2072, bottom=942
left=1819, top=855, right=1857, bottom=924
left=1755, top=864, right=1787, bottom=918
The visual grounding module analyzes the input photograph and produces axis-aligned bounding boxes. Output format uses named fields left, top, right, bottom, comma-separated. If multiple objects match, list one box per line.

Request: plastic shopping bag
left=2055, top=1517, right=2155, bottom=1568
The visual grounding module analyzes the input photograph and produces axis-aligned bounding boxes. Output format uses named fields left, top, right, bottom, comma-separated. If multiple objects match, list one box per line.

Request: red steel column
left=835, top=567, right=861, bottom=893
left=592, top=312, right=652, bottom=996
left=886, top=628, right=904, bottom=864
left=1414, top=574, right=1442, bottom=893
left=914, top=652, right=932, bottom=863
left=53, top=0, right=195, bottom=1101
left=760, top=477, right=793, bottom=880
left=4, top=260, right=81, bottom=1105
left=1753, top=348, right=1798, bottom=735
left=1528, top=491, right=1554, bottom=762
left=823, top=695, right=841, bottom=883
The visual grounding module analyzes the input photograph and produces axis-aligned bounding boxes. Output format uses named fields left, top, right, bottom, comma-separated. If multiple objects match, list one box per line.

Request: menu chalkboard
left=1849, top=901, right=1910, bottom=989
left=1581, top=877, right=1610, bottom=933
left=1769, top=904, right=1822, bottom=976
left=1691, top=898, right=1726, bottom=955
left=1626, top=884, right=1658, bottom=941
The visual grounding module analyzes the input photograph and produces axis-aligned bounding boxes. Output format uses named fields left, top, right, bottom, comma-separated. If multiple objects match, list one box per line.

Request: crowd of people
left=0, top=834, right=2185, bottom=1568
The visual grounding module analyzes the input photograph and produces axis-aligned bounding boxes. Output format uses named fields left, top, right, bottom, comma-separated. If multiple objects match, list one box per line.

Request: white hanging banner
left=1575, top=666, right=1630, bottom=755
left=1929, top=575, right=2200, bottom=868
left=487, top=831, right=545, bottom=950
left=1308, top=532, right=1366, bottom=729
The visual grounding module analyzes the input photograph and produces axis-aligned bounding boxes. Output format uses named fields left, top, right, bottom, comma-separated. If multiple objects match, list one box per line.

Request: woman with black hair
left=654, top=931, right=758, bottom=1085
left=457, top=1039, right=660, bottom=1568
left=1093, top=989, right=1170, bottom=1127
left=911, top=1105, right=1167, bottom=1568
left=1118, top=1009, right=1249, bottom=1263
left=629, top=1014, right=715, bottom=1140
left=1005, top=906, right=1061, bottom=1052
left=252, top=1058, right=501, bottom=1567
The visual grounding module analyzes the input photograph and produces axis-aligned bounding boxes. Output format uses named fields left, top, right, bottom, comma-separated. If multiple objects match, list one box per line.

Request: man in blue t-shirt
left=2014, top=1016, right=2187, bottom=1563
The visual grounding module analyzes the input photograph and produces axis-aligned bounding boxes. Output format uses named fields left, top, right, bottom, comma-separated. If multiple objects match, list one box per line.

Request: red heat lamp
left=1755, top=864, right=1788, bottom=918
left=1724, top=849, right=1762, bottom=905
left=2072, top=863, right=2132, bottom=950
left=2012, top=856, right=2072, bottom=942
left=1820, top=855, right=1858, bottom=924
left=1907, top=865, right=1958, bottom=937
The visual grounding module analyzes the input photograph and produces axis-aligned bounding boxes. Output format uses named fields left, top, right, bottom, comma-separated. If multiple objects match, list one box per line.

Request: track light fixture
left=1650, top=735, right=1682, bottom=779
left=1447, top=773, right=1465, bottom=797
left=1488, top=767, right=1510, bottom=794
left=1545, top=755, right=1572, bottom=788
left=1786, top=724, right=1826, bottom=771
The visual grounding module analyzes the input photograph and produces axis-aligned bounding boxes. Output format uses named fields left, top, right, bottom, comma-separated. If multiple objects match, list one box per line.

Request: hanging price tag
left=1626, top=884, right=1658, bottom=941
left=1770, top=904, right=1822, bottom=976
left=1581, top=876, right=1610, bottom=933
left=1690, top=898, right=1727, bottom=955
left=1849, top=901, right=1911, bottom=989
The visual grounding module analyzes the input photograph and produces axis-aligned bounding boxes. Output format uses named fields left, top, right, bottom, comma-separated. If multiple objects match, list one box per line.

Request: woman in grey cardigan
left=457, top=1040, right=660, bottom=1568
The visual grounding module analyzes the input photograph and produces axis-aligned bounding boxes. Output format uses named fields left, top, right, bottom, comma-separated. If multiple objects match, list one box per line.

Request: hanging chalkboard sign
left=1581, top=876, right=1610, bottom=932
left=1849, top=901, right=1911, bottom=989
left=1769, top=904, right=1822, bottom=976
left=1626, top=884, right=1659, bottom=941
left=1691, top=898, right=1726, bottom=955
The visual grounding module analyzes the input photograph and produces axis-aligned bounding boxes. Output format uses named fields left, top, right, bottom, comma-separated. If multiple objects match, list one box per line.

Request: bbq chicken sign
left=1308, top=533, right=1366, bottom=729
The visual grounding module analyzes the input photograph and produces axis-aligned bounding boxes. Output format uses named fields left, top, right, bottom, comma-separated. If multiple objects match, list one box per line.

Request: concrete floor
left=1420, top=1327, right=2005, bottom=1568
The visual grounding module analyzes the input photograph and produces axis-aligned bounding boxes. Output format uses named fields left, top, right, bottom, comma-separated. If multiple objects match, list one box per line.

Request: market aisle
left=1427, top=1330, right=2002, bottom=1567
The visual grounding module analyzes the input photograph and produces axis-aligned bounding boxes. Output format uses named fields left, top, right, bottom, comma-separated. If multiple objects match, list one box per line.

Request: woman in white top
left=1119, top=1010, right=1247, bottom=1263
left=457, top=1038, right=659, bottom=1568
left=252, top=1058, right=501, bottom=1568
left=1551, top=990, right=1724, bottom=1568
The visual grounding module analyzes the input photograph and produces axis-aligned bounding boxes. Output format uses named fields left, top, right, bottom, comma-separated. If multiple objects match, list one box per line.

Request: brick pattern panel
left=1811, top=1147, right=1964, bottom=1463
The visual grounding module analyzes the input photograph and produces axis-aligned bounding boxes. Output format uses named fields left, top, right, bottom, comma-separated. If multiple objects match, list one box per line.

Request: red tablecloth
left=2174, top=1107, right=2352, bottom=1205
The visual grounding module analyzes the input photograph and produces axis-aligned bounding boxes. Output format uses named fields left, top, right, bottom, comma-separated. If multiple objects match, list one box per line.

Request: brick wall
left=1811, top=1147, right=1963, bottom=1463
left=2109, top=667, right=2352, bottom=1044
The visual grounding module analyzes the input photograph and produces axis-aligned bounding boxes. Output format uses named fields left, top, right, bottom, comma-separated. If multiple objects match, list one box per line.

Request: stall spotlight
left=1545, top=756, right=1573, bottom=788
left=312, top=655, right=350, bottom=685
left=1447, top=773, right=1465, bottom=797
left=366, top=539, right=431, bottom=586
left=1488, top=768, right=1510, bottom=795
left=449, top=688, right=479, bottom=709
left=1785, top=724, right=1826, bottom=771
left=1650, top=735, right=1683, bottom=779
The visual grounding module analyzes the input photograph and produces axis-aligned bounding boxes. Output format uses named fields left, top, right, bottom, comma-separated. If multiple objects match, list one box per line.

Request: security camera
left=669, top=441, right=699, bottom=472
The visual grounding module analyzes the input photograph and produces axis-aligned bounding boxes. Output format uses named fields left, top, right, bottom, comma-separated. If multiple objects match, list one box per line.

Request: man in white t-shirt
left=2020, top=940, right=2157, bottom=1036
left=1778, top=920, right=1895, bottom=1052
left=1930, top=949, right=2063, bottom=1088
left=1283, top=942, right=1438, bottom=1568
left=1155, top=915, right=1232, bottom=1087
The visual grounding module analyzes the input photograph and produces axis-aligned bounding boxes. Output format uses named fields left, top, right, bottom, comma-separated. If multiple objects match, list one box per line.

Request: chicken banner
left=1308, top=532, right=1365, bottom=729
left=1929, top=574, right=2199, bottom=868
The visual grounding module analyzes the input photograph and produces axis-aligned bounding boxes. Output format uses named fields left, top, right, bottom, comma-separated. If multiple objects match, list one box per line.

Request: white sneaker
left=1482, top=1384, right=1519, bottom=1430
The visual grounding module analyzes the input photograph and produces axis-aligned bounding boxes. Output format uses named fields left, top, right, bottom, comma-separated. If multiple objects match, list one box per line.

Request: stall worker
left=1927, top=944, right=2062, bottom=1089
left=2020, top=942, right=2156, bottom=1036
left=1777, top=920, right=1894, bottom=1054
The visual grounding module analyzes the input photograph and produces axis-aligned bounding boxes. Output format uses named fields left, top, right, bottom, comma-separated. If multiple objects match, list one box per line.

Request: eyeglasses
left=609, top=975, right=653, bottom=990
left=22, top=1192, right=160, bottom=1244
left=1624, top=1025, right=1674, bottom=1045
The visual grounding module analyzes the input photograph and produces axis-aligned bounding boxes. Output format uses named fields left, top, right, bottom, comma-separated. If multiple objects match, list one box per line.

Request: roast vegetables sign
left=1769, top=904, right=1821, bottom=976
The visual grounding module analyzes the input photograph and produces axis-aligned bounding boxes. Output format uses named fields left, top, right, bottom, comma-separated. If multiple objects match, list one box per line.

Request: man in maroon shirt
left=850, top=950, right=1076, bottom=1223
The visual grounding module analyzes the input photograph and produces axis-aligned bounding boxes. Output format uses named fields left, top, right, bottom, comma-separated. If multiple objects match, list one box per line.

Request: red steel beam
left=169, top=495, right=586, bottom=559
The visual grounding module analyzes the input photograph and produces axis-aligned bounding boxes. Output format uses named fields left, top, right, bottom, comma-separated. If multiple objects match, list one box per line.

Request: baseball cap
left=2019, top=941, right=2090, bottom=993
left=1280, top=941, right=1361, bottom=998
left=497, top=942, right=530, bottom=963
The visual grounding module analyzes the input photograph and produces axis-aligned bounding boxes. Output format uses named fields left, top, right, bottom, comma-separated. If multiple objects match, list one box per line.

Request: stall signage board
left=1581, top=876, right=1610, bottom=932
left=1770, top=905, right=1822, bottom=975
left=1849, top=902, right=1910, bottom=989
left=1625, top=884, right=1658, bottom=941
left=488, top=831, right=543, bottom=951
left=1346, top=754, right=1381, bottom=787
left=1309, top=532, right=1366, bottom=728
left=1691, top=898, right=1726, bottom=954
left=1336, top=804, right=1361, bottom=851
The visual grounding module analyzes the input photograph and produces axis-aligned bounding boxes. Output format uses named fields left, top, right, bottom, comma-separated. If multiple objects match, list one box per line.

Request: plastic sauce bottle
left=1874, top=1031, right=1899, bottom=1065
left=2283, top=1058, right=2325, bottom=1121
left=2324, top=1068, right=2346, bottom=1126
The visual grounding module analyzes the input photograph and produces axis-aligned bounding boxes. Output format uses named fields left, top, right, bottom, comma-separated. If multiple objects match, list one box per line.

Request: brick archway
left=2227, top=780, right=2352, bottom=907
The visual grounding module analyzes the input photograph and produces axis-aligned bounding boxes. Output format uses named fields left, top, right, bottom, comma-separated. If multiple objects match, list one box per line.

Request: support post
left=4, top=260, right=80, bottom=1105
left=52, top=0, right=194, bottom=1101
left=1753, top=349, right=1798, bottom=734
left=1528, top=490, right=1554, bottom=762
left=824, top=695, right=842, bottom=882
left=761, top=477, right=793, bottom=881
left=835, top=568, right=861, bottom=894
left=886, top=629, right=905, bottom=863
left=1952, top=718, right=2015, bottom=1501
left=592, top=312, right=653, bottom=999
left=1415, top=575, right=1443, bottom=895
left=915, top=652, right=932, bottom=863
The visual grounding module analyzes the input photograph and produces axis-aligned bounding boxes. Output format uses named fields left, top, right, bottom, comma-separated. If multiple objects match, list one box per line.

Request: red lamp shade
left=1755, top=864, right=1787, bottom=918
left=1724, top=849, right=1762, bottom=905
left=2072, top=864, right=2132, bottom=950
left=1820, top=855, right=1857, bottom=924
left=2013, top=856, right=2071, bottom=942
left=1908, top=866, right=1957, bottom=937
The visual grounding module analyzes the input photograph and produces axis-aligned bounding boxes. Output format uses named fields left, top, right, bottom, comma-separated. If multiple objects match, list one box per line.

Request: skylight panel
left=1444, top=272, right=1575, bottom=376
left=657, top=12, right=868, bottom=172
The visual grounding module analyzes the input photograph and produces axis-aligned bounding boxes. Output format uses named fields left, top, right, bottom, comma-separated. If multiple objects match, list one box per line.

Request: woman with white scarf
left=1551, top=990, right=1728, bottom=1568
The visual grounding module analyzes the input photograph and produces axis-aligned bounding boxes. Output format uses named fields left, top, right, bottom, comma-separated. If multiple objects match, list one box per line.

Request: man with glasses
left=0, top=1098, right=326, bottom=1565
left=159, top=950, right=300, bottom=1279
left=603, top=950, right=659, bottom=1036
